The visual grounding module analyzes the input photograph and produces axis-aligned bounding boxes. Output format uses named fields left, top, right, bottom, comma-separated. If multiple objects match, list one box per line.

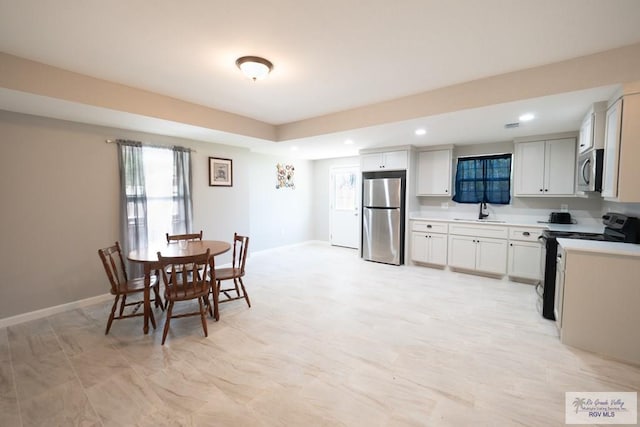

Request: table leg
left=210, top=258, right=219, bottom=321
left=143, top=263, right=151, bottom=334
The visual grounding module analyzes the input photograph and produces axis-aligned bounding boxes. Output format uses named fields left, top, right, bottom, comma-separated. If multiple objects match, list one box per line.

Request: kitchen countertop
left=409, top=213, right=604, bottom=233
left=557, top=238, right=640, bottom=257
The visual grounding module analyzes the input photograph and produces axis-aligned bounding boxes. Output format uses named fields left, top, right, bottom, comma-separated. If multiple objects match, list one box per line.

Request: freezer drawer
left=363, top=178, right=402, bottom=208
left=362, top=207, right=401, bottom=265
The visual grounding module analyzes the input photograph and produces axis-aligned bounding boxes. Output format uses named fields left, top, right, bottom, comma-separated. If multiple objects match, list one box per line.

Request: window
left=141, top=147, right=182, bottom=247
left=119, top=141, right=193, bottom=256
left=452, top=153, right=512, bottom=204
left=332, top=170, right=357, bottom=211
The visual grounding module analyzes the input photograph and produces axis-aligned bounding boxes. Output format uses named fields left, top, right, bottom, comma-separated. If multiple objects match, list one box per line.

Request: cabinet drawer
left=412, top=221, right=448, bottom=234
left=508, top=227, right=544, bottom=242
left=449, top=223, right=508, bottom=239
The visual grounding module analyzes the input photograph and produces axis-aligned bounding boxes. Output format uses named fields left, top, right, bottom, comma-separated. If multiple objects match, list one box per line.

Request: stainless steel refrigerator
left=362, top=171, right=406, bottom=265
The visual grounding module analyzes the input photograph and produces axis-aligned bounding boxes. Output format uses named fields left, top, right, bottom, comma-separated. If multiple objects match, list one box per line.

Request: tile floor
left=1, top=242, right=638, bottom=426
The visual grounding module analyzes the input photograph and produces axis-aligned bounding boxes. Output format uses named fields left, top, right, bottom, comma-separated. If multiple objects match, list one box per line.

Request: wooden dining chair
left=157, top=249, right=212, bottom=345
left=165, top=230, right=203, bottom=243
left=98, top=242, right=163, bottom=334
left=214, top=233, right=251, bottom=308
left=163, top=231, right=204, bottom=307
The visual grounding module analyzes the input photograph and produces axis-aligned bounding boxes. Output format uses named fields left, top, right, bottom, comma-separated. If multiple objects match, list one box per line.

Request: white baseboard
left=0, top=293, right=113, bottom=329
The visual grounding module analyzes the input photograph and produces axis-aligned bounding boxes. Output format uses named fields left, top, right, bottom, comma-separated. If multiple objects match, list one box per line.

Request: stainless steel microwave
left=577, top=148, right=603, bottom=192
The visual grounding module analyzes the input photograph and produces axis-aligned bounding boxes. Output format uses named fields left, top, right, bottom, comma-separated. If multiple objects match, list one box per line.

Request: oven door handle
left=535, top=282, right=544, bottom=298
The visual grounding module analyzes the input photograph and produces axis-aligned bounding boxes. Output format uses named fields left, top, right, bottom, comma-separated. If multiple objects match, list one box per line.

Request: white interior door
left=330, top=166, right=360, bottom=248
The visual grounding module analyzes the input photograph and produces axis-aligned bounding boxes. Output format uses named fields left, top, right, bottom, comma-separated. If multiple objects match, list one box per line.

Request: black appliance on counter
left=548, top=211, right=572, bottom=224
left=538, top=212, right=640, bottom=320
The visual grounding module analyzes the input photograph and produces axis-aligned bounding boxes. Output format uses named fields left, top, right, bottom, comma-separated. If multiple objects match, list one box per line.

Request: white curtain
left=172, top=146, right=193, bottom=235
left=117, top=140, right=148, bottom=275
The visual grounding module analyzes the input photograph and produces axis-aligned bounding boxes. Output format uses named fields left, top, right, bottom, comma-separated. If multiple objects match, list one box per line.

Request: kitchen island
left=557, top=238, right=640, bottom=365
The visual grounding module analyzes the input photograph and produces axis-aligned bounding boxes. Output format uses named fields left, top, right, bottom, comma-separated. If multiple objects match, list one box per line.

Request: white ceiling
left=1, top=0, right=640, bottom=159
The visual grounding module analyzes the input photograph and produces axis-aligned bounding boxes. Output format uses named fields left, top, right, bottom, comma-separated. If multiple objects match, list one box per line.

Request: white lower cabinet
left=448, top=234, right=507, bottom=275
left=412, top=221, right=545, bottom=280
left=410, top=221, right=448, bottom=266
left=411, top=232, right=447, bottom=266
left=507, top=227, right=544, bottom=281
left=508, top=241, right=542, bottom=280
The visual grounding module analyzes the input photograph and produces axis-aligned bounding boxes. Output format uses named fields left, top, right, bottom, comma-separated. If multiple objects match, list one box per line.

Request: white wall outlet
left=560, top=204, right=569, bottom=212
left=441, top=202, right=449, bottom=210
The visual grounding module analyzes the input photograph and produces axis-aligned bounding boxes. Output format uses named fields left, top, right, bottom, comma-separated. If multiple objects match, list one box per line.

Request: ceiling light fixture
left=344, top=139, right=354, bottom=145
left=415, top=128, right=427, bottom=136
left=519, top=113, right=535, bottom=122
left=236, top=56, right=273, bottom=81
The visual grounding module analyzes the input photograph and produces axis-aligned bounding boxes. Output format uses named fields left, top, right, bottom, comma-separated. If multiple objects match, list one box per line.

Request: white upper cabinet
left=416, top=149, right=452, bottom=196
left=361, top=150, right=408, bottom=172
left=578, top=101, right=607, bottom=154
left=578, top=113, right=594, bottom=154
left=514, top=138, right=576, bottom=196
left=602, top=98, right=622, bottom=199
left=602, top=92, right=640, bottom=202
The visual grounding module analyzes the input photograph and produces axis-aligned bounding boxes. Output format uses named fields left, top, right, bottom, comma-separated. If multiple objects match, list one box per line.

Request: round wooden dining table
left=128, top=240, right=231, bottom=334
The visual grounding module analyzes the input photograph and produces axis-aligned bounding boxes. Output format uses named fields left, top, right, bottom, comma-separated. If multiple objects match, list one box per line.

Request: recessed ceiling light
left=344, top=139, right=354, bottom=145
left=519, top=113, right=535, bottom=122
left=415, top=128, right=427, bottom=136
left=291, top=146, right=298, bottom=151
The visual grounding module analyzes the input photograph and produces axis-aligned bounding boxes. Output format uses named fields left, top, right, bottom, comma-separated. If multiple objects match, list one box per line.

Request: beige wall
left=4, top=43, right=640, bottom=144
left=0, top=110, right=313, bottom=320
left=278, top=43, right=640, bottom=140
left=0, top=52, right=275, bottom=141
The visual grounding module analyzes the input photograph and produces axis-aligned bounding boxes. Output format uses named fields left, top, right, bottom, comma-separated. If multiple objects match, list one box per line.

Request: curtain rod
left=457, top=152, right=511, bottom=159
left=105, top=139, right=196, bottom=153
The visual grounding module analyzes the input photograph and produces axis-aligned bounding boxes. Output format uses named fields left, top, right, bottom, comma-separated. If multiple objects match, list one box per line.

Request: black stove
left=543, top=231, right=607, bottom=240
left=539, top=213, right=639, bottom=320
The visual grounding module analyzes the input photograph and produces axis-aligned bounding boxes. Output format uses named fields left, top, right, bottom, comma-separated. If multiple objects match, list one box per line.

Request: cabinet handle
left=523, top=232, right=530, bottom=236
left=539, top=189, right=543, bottom=192
left=427, top=225, right=432, bottom=228
left=445, top=189, right=448, bottom=193
left=544, top=189, right=548, bottom=192
left=510, top=243, right=513, bottom=246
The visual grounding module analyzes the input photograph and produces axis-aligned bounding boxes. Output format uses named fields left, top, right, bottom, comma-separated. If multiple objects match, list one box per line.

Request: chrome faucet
left=478, top=202, right=489, bottom=220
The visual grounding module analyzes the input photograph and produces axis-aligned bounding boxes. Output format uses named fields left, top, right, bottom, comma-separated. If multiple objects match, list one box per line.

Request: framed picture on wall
left=209, top=157, right=233, bottom=187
